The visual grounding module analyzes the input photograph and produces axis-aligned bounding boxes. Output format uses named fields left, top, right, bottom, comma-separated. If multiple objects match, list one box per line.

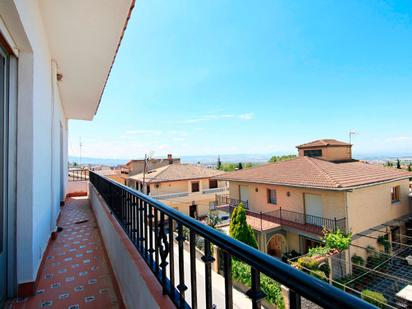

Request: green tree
left=229, top=203, right=258, bottom=248
left=397, top=158, right=401, bottom=169
left=217, top=155, right=222, bottom=170
left=206, top=211, right=222, bottom=229
left=408, top=163, right=412, bottom=172
left=73, top=162, right=78, bottom=167
left=238, top=162, right=243, bottom=169
left=268, top=155, right=296, bottom=163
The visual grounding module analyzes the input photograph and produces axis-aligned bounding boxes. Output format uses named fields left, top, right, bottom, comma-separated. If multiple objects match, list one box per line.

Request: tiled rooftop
left=9, top=197, right=123, bottom=309
left=215, top=156, right=412, bottom=190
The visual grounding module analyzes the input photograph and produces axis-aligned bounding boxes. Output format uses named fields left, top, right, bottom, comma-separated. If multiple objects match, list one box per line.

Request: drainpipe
left=344, top=191, right=351, bottom=275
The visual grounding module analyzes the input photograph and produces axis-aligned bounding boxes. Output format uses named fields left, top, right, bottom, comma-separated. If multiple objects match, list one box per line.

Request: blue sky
left=69, top=0, right=412, bottom=159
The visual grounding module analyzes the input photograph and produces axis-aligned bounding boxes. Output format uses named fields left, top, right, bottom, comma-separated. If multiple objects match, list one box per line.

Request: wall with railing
left=89, top=171, right=372, bottom=309
left=66, top=169, right=89, bottom=196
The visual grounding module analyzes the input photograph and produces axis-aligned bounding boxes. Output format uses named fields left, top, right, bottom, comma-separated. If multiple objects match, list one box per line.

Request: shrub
left=351, top=254, right=365, bottom=266
left=281, top=250, right=300, bottom=262
left=377, top=235, right=390, bottom=253
left=310, top=270, right=327, bottom=281
left=229, top=203, right=258, bottom=249
left=323, top=229, right=352, bottom=251
left=361, top=290, right=387, bottom=308
left=308, top=246, right=331, bottom=257
left=318, top=262, right=330, bottom=277
left=232, top=259, right=285, bottom=308
left=297, top=256, right=319, bottom=270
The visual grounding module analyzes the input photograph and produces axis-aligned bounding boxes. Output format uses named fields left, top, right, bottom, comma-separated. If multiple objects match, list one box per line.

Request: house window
left=303, top=149, right=322, bottom=157
left=391, top=186, right=400, bottom=203
left=209, top=179, right=218, bottom=189
left=267, top=189, right=277, bottom=204
left=191, top=181, right=200, bottom=192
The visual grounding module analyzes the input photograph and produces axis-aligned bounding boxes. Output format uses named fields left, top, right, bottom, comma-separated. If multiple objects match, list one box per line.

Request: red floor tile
left=10, top=197, right=124, bottom=309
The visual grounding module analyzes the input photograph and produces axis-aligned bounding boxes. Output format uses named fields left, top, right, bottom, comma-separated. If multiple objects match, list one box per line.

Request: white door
left=239, top=185, right=249, bottom=204
left=304, top=194, right=323, bottom=226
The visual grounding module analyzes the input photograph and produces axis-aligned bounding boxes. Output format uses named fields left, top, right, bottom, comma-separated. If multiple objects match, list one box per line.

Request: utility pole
left=142, top=154, right=147, bottom=194
left=349, top=130, right=357, bottom=145
left=79, top=137, right=83, bottom=167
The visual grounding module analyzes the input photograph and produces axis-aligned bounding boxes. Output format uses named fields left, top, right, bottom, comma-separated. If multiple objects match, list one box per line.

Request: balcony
left=215, top=202, right=346, bottom=235
left=13, top=172, right=370, bottom=308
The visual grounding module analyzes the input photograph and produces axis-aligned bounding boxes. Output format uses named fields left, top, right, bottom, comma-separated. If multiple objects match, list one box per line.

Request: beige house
left=124, top=154, right=180, bottom=176
left=128, top=164, right=228, bottom=217
left=215, top=139, right=412, bottom=260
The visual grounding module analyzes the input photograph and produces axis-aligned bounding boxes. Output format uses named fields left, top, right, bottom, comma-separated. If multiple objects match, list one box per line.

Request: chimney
left=167, top=154, right=173, bottom=164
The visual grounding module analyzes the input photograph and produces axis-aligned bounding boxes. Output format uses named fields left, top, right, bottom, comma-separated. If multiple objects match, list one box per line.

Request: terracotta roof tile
left=129, top=164, right=225, bottom=183
left=296, top=139, right=351, bottom=148
left=215, top=157, right=412, bottom=190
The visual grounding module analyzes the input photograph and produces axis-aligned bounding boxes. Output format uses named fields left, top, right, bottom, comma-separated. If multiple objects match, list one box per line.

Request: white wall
left=1, top=0, right=68, bottom=284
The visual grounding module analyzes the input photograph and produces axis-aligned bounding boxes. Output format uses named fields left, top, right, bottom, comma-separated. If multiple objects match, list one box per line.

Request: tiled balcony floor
left=10, top=197, right=124, bottom=309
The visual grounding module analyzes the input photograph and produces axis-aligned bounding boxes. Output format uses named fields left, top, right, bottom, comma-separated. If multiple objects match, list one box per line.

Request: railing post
left=334, top=217, right=337, bottom=231
left=246, top=268, right=265, bottom=309
left=289, top=289, right=302, bottom=309
left=279, top=207, right=282, bottom=224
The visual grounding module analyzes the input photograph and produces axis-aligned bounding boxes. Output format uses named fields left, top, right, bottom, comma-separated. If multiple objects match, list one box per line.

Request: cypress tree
left=397, top=158, right=401, bottom=169
left=238, top=162, right=243, bottom=170
left=229, top=203, right=258, bottom=249
left=217, top=155, right=222, bottom=170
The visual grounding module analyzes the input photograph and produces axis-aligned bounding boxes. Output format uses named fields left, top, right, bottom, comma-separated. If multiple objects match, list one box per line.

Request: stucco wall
left=346, top=179, right=410, bottom=235
left=90, top=185, right=173, bottom=309
left=298, top=146, right=352, bottom=161
left=228, top=181, right=346, bottom=219
left=150, top=178, right=225, bottom=196
left=3, top=1, right=68, bottom=284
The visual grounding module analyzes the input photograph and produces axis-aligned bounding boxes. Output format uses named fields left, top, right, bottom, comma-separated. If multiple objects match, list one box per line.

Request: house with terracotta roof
left=124, top=154, right=181, bottom=176
left=215, top=139, right=412, bottom=260
left=128, top=164, right=228, bottom=217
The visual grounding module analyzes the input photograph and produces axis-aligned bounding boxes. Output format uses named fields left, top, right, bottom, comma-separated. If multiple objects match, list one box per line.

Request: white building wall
left=8, top=0, right=68, bottom=284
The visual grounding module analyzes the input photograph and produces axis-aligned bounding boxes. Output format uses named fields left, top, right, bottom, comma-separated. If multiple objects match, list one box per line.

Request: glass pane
left=0, top=53, right=4, bottom=254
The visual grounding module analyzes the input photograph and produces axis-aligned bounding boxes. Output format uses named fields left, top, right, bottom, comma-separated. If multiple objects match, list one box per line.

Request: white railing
left=151, top=192, right=189, bottom=200
left=202, top=187, right=227, bottom=194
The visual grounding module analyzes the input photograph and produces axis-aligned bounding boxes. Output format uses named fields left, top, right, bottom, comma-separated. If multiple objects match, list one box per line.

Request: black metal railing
left=265, top=208, right=347, bottom=234
left=89, top=171, right=372, bottom=309
left=68, top=169, right=89, bottom=181
left=215, top=194, right=249, bottom=209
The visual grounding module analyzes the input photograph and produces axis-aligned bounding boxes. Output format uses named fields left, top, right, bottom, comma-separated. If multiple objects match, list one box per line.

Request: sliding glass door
left=0, top=42, right=8, bottom=305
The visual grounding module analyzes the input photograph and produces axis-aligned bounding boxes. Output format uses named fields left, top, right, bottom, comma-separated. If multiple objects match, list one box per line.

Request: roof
left=296, top=139, right=351, bottom=149
left=129, top=164, right=225, bottom=183
left=214, top=157, right=412, bottom=190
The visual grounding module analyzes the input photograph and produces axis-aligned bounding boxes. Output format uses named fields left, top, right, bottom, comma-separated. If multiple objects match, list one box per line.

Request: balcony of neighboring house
left=214, top=198, right=346, bottom=236
left=11, top=172, right=373, bottom=309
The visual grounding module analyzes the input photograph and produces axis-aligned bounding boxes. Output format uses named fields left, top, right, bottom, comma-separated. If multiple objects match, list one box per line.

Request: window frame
left=391, top=185, right=400, bottom=204
left=209, top=179, right=218, bottom=189
left=303, top=149, right=323, bottom=157
left=267, top=188, right=277, bottom=205
left=191, top=181, right=200, bottom=193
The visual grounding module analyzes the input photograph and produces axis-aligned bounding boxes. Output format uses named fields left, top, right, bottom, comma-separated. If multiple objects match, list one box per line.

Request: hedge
left=232, top=259, right=285, bottom=309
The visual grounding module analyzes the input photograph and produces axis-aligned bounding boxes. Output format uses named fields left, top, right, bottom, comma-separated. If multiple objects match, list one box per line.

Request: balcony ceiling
left=39, top=0, right=134, bottom=120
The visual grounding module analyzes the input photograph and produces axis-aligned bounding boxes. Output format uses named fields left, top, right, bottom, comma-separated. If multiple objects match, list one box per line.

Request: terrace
left=215, top=204, right=346, bottom=235
left=10, top=171, right=374, bottom=308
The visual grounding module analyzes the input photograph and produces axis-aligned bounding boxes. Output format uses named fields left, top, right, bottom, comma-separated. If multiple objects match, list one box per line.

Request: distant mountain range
left=69, top=153, right=412, bottom=167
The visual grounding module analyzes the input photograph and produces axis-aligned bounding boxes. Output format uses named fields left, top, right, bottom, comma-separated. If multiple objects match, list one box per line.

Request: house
left=0, top=1, right=375, bottom=308
left=124, top=153, right=181, bottom=176
left=128, top=164, right=227, bottom=217
left=215, top=139, right=412, bottom=260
